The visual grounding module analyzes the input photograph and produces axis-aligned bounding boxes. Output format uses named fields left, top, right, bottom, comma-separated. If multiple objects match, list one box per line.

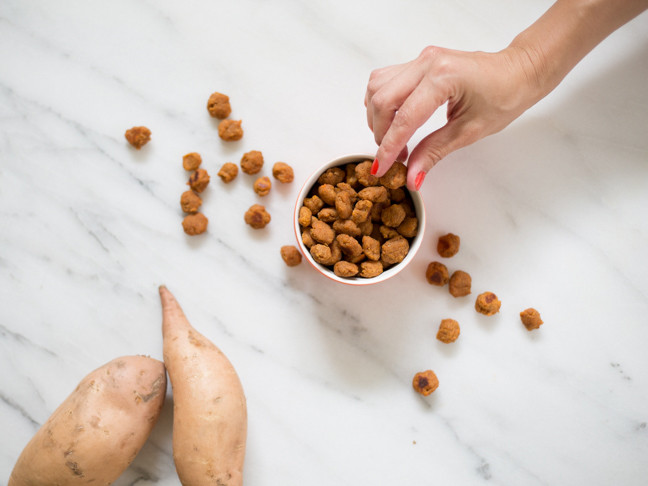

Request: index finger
left=374, top=83, right=447, bottom=177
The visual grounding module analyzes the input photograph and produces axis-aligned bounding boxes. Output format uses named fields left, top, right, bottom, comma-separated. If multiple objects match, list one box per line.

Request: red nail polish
left=415, top=171, right=426, bottom=191
left=370, top=159, right=379, bottom=175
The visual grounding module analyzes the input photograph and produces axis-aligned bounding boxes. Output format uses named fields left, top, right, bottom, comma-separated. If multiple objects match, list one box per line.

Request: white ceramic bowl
left=294, top=154, right=426, bottom=286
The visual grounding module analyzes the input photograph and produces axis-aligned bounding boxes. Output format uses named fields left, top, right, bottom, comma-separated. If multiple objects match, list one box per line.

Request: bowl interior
left=294, top=154, right=426, bottom=286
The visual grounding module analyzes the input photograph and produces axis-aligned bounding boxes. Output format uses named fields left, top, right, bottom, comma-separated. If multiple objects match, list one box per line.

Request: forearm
left=506, top=0, right=648, bottom=101
left=364, top=0, right=647, bottom=184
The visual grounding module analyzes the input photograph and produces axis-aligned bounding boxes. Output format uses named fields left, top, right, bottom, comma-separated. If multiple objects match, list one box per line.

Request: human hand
left=365, top=46, right=543, bottom=191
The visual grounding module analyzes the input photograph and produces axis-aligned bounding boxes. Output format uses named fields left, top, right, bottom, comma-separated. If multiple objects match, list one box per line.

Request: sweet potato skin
left=9, top=355, right=166, bottom=486
left=160, top=285, right=247, bottom=486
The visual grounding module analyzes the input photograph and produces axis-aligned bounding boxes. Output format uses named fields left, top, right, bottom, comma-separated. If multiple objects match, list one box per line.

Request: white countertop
left=1, top=1, right=647, bottom=484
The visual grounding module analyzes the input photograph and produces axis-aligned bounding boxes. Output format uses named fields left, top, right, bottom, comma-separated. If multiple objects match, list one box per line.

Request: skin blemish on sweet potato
left=119, top=433, right=135, bottom=449
left=136, top=375, right=165, bottom=403
left=206, top=462, right=216, bottom=479
left=66, top=461, right=83, bottom=477
left=188, top=330, right=205, bottom=347
left=418, top=376, right=429, bottom=388
left=216, top=474, right=233, bottom=486
left=43, top=428, right=55, bottom=449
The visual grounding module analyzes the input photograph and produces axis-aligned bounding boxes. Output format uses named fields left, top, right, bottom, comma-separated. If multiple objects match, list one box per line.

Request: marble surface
left=1, top=0, right=647, bottom=484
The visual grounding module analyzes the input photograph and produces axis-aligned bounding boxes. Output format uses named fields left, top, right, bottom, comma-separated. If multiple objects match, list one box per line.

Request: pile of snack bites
left=296, top=161, right=419, bottom=279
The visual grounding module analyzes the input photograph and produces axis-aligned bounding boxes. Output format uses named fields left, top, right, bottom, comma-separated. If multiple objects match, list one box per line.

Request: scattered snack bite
left=449, top=270, right=472, bottom=297
left=182, top=152, right=202, bottom=171
left=426, top=261, right=449, bottom=286
left=182, top=213, right=208, bottom=235
left=180, top=190, right=202, bottom=214
left=244, top=204, right=271, bottom=229
left=272, top=162, right=294, bottom=183
left=437, top=318, right=460, bottom=343
left=207, top=91, right=232, bottom=119
left=218, top=119, right=243, bottom=141
left=253, top=176, right=272, bottom=196
left=218, top=162, right=239, bottom=183
left=475, top=291, right=501, bottom=316
left=240, top=150, right=264, bottom=174
left=520, top=308, right=543, bottom=330
left=187, top=168, right=210, bottom=193
left=438, top=233, right=460, bottom=257
left=280, top=245, right=302, bottom=267
left=124, top=126, right=151, bottom=149
left=412, top=370, right=439, bottom=396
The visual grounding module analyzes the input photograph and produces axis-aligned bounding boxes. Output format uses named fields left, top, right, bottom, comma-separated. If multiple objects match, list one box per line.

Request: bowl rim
left=293, top=153, right=426, bottom=286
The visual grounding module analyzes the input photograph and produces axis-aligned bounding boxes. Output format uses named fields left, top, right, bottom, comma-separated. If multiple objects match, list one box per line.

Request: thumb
left=406, top=119, right=482, bottom=191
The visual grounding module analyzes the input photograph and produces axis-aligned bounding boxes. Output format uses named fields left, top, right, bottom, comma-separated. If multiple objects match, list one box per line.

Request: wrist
left=504, top=0, right=648, bottom=104
left=497, top=45, right=552, bottom=112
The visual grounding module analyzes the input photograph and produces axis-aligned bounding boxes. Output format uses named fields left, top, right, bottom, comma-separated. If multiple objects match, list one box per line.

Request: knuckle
left=418, top=46, right=453, bottom=76
left=366, top=79, right=379, bottom=97
left=392, top=109, right=412, bottom=131
left=419, top=45, right=441, bottom=62
left=370, top=91, right=393, bottom=113
left=366, top=70, right=385, bottom=96
left=380, top=135, right=402, bottom=156
left=422, top=144, right=446, bottom=166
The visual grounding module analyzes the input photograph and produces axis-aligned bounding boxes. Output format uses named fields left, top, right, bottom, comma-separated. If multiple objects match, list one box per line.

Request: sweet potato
left=9, top=355, right=166, bottom=485
left=159, top=285, right=247, bottom=486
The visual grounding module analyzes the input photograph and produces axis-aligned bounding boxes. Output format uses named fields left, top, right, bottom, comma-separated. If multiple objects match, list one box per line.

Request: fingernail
left=370, top=159, right=379, bottom=175
left=415, top=171, right=426, bottom=191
